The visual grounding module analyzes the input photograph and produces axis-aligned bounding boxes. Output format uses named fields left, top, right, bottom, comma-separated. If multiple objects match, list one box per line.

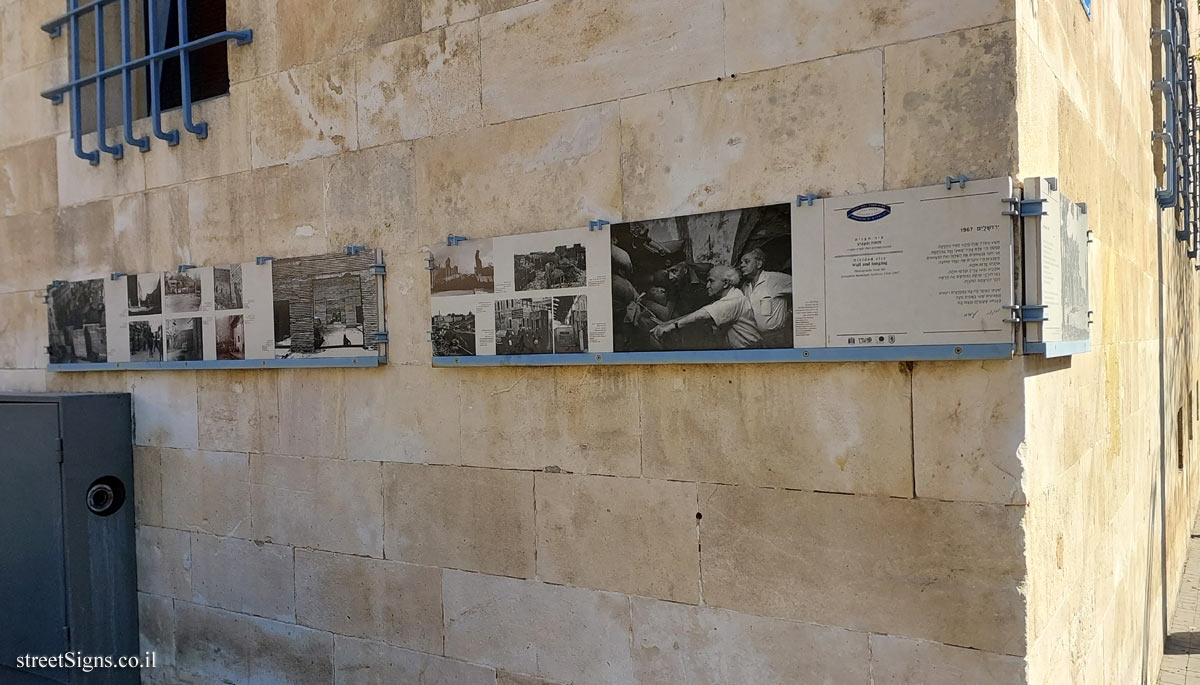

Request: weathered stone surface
left=0, top=212, right=55, bottom=294
left=133, top=445, right=163, bottom=526
left=233, top=159, right=329, bottom=258
left=913, top=360, right=1025, bottom=504
left=276, top=0, right=420, bottom=70
left=495, top=672, right=560, bottom=685
left=227, top=0, right=279, bottom=83
left=725, top=0, right=1010, bottom=75
left=136, top=525, right=191, bottom=599
left=160, top=448, right=250, bottom=537
left=334, top=635, right=496, bottom=685
left=0, top=137, right=56, bottom=216
left=54, top=129, right=146, bottom=207
left=183, top=174, right=243, bottom=266
left=111, top=193, right=155, bottom=276
left=459, top=367, right=641, bottom=474
left=295, top=549, right=442, bottom=653
left=413, top=103, right=621, bottom=246
left=480, top=0, right=724, bottom=122
left=883, top=23, right=1017, bottom=188
left=382, top=252, right=440, bottom=366
left=619, top=50, right=885, bottom=219
left=196, top=371, right=258, bottom=453
left=324, top=143, right=418, bottom=257
left=250, top=453, right=384, bottom=557
left=536, top=473, right=698, bottom=602
left=138, top=592, right=175, bottom=667
left=190, top=534, right=295, bottom=621
left=346, top=366, right=461, bottom=463
left=0, top=59, right=67, bottom=149
left=640, top=363, right=913, bottom=496
left=421, top=0, right=533, bottom=31
left=383, top=463, right=534, bottom=576
left=142, top=88, right=253, bottom=188
left=871, top=634, right=1025, bottom=684
left=0, top=0, right=66, bottom=77
left=0, top=369, right=48, bottom=392
left=700, top=485, right=1025, bottom=654
left=631, top=597, right=870, bottom=684
left=356, top=23, right=482, bottom=147
left=174, top=602, right=333, bottom=685
left=267, top=369, right=346, bottom=458
left=0, top=290, right=45, bottom=368
left=443, top=571, right=635, bottom=683
left=249, top=56, right=358, bottom=168
left=129, top=373, right=199, bottom=449
left=143, top=185, right=190, bottom=267
left=53, top=199, right=115, bottom=282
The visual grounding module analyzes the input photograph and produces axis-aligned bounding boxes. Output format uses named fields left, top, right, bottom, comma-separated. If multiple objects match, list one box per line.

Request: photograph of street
left=431, top=300, right=476, bottom=356
left=431, top=240, right=494, bottom=296
left=127, top=273, right=162, bottom=316
left=163, top=271, right=202, bottom=314
left=514, top=242, right=587, bottom=291
left=216, top=315, right=245, bottom=360
left=214, top=264, right=244, bottom=310
left=128, top=320, right=162, bottom=362
left=47, top=279, right=107, bottom=363
left=164, top=317, right=203, bottom=361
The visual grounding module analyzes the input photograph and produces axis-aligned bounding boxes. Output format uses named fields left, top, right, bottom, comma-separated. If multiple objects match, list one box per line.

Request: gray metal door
left=0, top=403, right=69, bottom=683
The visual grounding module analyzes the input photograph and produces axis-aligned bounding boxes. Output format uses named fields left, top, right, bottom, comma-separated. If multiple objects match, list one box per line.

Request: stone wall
left=0, top=0, right=1184, bottom=682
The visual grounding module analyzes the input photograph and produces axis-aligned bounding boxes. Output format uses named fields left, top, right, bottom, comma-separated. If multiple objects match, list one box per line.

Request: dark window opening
left=144, top=0, right=229, bottom=111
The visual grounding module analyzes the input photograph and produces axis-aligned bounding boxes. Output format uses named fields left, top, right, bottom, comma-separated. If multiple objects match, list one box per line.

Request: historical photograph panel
left=214, top=264, right=244, bottom=310
left=216, top=315, right=245, bottom=360
left=514, top=242, right=586, bottom=291
left=127, top=272, right=162, bottom=316
left=610, top=203, right=793, bottom=352
left=272, top=252, right=380, bottom=358
left=431, top=240, right=494, bottom=296
left=551, top=295, right=588, bottom=354
left=432, top=299, right=476, bottom=357
left=128, top=320, right=162, bottom=362
left=495, top=297, right=553, bottom=355
left=163, top=270, right=202, bottom=314
left=164, top=317, right=203, bottom=361
left=47, top=279, right=107, bottom=363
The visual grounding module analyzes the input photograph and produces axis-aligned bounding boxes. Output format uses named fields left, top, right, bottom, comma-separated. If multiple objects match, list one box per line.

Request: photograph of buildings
left=610, top=204, right=793, bottom=352
left=164, top=271, right=202, bottom=314
left=216, top=315, right=245, bottom=360
left=128, top=320, right=162, bottom=362
left=272, top=253, right=380, bottom=358
left=164, top=317, right=203, bottom=361
left=514, top=243, right=586, bottom=291
left=495, top=297, right=552, bottom=355
left=431, top=240, right=494, bottom=296
left=214, top=264, right=244, bottom=310
left=551, top=295, right=588, bottom=353
left=47, top=279, right=107, bottom=363
left=431, top=300, right=476, bottom=357
left=127, top=273, right=162, bottom=315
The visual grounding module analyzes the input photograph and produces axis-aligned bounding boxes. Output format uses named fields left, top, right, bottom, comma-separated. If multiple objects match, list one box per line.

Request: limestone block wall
left=0, top=0, right=1068, bottom=682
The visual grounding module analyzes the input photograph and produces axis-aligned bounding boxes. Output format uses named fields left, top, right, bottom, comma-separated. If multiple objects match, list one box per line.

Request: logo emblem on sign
left=846, top=203, right=892, bottom=222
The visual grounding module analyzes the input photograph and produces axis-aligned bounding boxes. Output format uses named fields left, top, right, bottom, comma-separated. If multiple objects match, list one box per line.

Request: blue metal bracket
left=1003, top=304, right=1048, bottom=323
left=796, top=194, right=819, bottom=207
left=588, top=219, right=611, bottom=231
left=177, top=264, right=196, bottom=272
left=344, top=245, right=365, bottom=256
left=424, top=255, right=436, bottom=271
left=1002, top=197, right=1048, bottom=217
left=110, top=272, right=126, bottom=280
left=447, top=234, right=468, bottom=246
left=1045, top=177, right=1058, bottom=191
left=373, top=331, right=390, bottom=344
left=370, top=263, right=386, bottom=275
left=945, top=174, right=969, bottom=189
left=255, top=256, right=275, bottom=265
left=51, top=280, right=68, bottom=287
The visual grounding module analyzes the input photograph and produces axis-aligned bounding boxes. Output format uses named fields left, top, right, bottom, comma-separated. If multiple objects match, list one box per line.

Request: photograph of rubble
left=47, top=279, right=107, bottom=363
left=272, top=252, right=380, bottom=358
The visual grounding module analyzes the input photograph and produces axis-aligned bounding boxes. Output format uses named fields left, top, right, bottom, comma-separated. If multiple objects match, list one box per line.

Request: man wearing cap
left=650, top=265, right=761, bottom=349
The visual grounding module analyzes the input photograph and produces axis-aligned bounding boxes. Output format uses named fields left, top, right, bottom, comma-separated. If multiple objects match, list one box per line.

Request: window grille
left=1153, top=0, right=1200, bottom=261
left=39, top=0, right=252, bottom=165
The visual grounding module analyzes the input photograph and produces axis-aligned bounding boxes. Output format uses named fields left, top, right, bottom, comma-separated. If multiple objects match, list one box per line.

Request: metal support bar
left=945, top=174, right=968, bottom=189
left=109, top=272, right=125, bottom=280
left=119, top=0, right=149, bottom=152
left=344, top=245, right=366, bottom=255
left=588, top=219, right=610, bottom=231
left=1001, top=197, right=1048, bottom=217
left=1002, top=304, right=1048, bottom=324
left=255, top=256, right=274, bottom=265
left=369, top=263, right=386, bottom=275
left=177, top=264, right=196, bottom=272
left=795, top=193, right=819, bottom=207
left=446, top=234, right=468, bottom=246
left=67, top=0, right=99, bottom=164
left=176, top=0, right=208, bottom=139
left=93, top=2, right=123, bottom=159
left=373, top=331, right=390, bottom=344
left=424, top=255, right=436, bottom=271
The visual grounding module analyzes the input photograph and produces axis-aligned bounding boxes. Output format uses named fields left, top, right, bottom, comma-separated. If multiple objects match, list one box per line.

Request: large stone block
left=620, top=49, right=885, bottom=219
left=913, top=360, right=1026, bottom=504
left=174, top=602, right=333, bottom=685
left=184, top=174, right=244, bottom=266
left=631, top=597, right=870, bottom=683
left=0, top=212, right=55, bottom=294
left=232, top=159, right=329, bottom=258
left=356, top=23, right=482, bottom=147
left=334, top=635, right=497, bottom=685
left=383, top=463, right=534, bottom=577
left=495, top=672, right=560, bottom=685
left=138, top=592, right=175, bottom=667
left=136, top=525, right=191, bottom=599
left=324, top=143, right=418, bottom=257
left=129, top=373, right=199, bottom=449
left=413, top=103, right=621, bottom=246
left=883, top=23, right=1017, bottom=188
left=421, top=0, right=533, bottom=31
left=443, top=571, right=635, bottom=684
left=54, top=129, right=147, bottom=207
left=556, top=366, right=642, bottom=475
left=53, top=199, right=115, bottom=282
left=141, top=88, right=253, bottom=189
left=276, top=0, right=420, bottom=70
left=725, top=0, right=1010, bottom=75
left=189, top=533, right=295, bottom=622
left=0, top=290, right=46, bottom=369
left=870, top=634, right=1025, bottom=684
left=133, top=445, right=163, bottom=526
left=196, top=371, right=258, bottom=453
left=346, top=365, right=461, bottom=463
left=266, top=369, right=346, bottom=458
left=249, top=55, right=358, bottom=168
left=111, top=193, right=156, bottom=276
left=700, top=485, right=1025, bottom=655
left=294, top=549, right=442, bottom=653
left=250, top=453, right=384, bottom=557
left=640, top=363, right=913, bottom=497
left=160, top=448, right=250, bottom=536
left=143, top=185, right=191, bottom=268
left=227, top=0, right=279, bottom=83
left=381, top=252, right=437, bottom=366
left=1, top=0, right=67, bottom=77
left=0, top=369, right=48, bottom=392
left=535, top=473, right=698, bottom=602
left=0, top=137, right=57, bottom=216
left=480, top=0, right=724, bottom=122
left=0, top=59, right=68, bottom=149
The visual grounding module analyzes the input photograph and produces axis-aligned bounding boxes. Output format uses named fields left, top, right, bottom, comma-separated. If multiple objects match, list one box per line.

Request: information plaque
left=1022, top=177, right=1092, bottom=357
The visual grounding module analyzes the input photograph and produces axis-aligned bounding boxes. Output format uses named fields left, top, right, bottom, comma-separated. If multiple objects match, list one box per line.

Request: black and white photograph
left=610, top=204, right=793, bottom=352
left=127, top=272, right=162, bottom=316
left=431, top=300, right=476, bottom=357
left=164, top=270, right=202, bottom=314
left=214, top=264, right=244, bottom=310
left=164, top=317, right=203, bottom=361
left=47, top=279, right=107, bottom=363
left=514, top=242, right=587, bottom=291
left=431, top=240, right=494, bottom=296
left=128, top=320, right=162, bottom=362
left=495, top=297, right=552, bottom=355
left=216, top=315, right=245, bottom=360
left=551, top=294, right=588, bottom=354
left=272, top=253, right=380, bottom=358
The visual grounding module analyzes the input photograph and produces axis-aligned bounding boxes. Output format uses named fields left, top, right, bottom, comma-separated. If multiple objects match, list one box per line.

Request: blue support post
left=176, top=0, right=207, bottom=138
left=146, top=0, right=179, bottom=145
left=93, top=1, right=123, bottom=159
left=67, top=0, right=99, bottom=164
left=119, top=0, right=149, bottom=151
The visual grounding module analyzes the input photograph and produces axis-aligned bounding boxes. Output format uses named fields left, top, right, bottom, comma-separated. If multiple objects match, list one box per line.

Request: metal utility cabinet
left=0, top=393, right=138, bottom=685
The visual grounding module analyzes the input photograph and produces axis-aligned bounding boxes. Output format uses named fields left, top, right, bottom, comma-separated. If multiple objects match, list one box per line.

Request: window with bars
left=39, top=0, right=252, bottom=165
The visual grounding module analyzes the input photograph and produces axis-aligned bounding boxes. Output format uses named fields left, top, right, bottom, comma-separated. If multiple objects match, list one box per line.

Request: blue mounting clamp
left=373, top=331, right=390, bottom=344
left=424, top=254, right=436, bottom=271
left=796, top=193, right=819, bottom=207
left=255, top=256, right=275, bottom=265
left=110, top=272, right=126, bottom=280
left=1046, top=177, right=1058, bottom=191
left=588, top=219, right=611, bottom=231
left=945, top=174, right=969, bottom=189
left=345, top=245, right=366, bottom=256
left=51, top=280, right=67, bottom=287
left=370, top=262, right=386, bottom=275
left=177, top=264, right=196, bottom=272
left=1003, top=304, right=1048, bottom=323
left=1001, top=197, right=1048, bottom=217
left=446, top=234, right=468, bottom=246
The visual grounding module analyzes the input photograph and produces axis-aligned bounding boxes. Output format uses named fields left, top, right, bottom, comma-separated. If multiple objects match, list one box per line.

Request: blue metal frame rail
left=1153, top=0, right=1200, bottom=263
left=40, top=0, right=252, bottom=165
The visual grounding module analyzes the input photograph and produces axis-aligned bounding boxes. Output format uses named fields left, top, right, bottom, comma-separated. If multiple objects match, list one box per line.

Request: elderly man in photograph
left=650, top=265, right=762, bottom=349
left=737, top=247, right=793, bottom=347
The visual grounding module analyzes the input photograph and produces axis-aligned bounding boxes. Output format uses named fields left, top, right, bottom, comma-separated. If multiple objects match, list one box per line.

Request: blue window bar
left=1153, top=0, right=1200, bottom=263
left=40, top=0, right=252, bottom=165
